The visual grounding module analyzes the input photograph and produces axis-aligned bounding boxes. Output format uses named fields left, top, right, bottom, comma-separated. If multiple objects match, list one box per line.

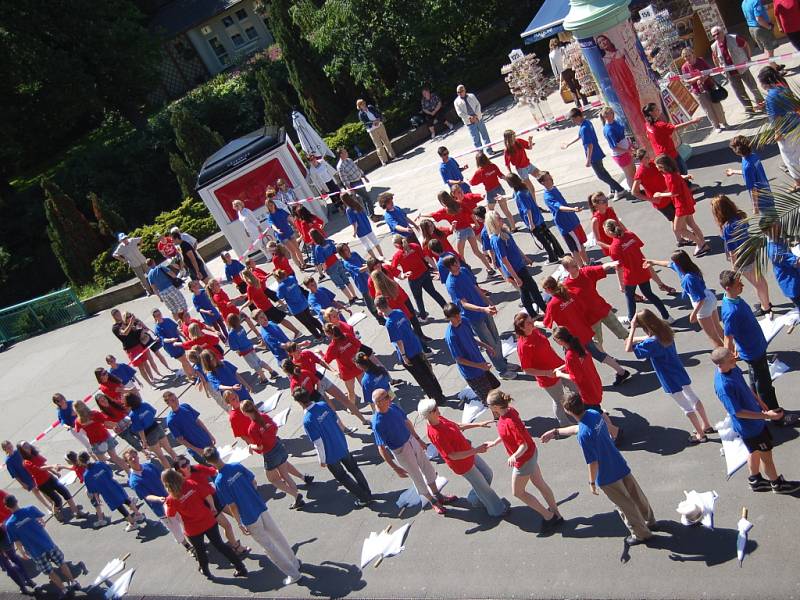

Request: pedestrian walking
left=562, top=108, right=625, bottom=198
left=710, top=26, right=765, bottom=114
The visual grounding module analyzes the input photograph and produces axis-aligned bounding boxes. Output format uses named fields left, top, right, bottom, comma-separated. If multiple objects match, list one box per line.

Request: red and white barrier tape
left=663, top=49, right=799, bottom=83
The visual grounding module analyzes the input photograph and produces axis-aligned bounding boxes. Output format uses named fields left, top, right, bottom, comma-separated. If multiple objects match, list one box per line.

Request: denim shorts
left=486, top=185, right=505, bottom=205
left=512, top=449, right=539, bottom=477
left=91, top=436, right=118, bottom=455
left=263, top=439, right=289, bottom=471
left=516, top=164, right=538, bottom=180
left=455, top=227, right=476, bottom=242
left=327, top=260, right=351, bottom=290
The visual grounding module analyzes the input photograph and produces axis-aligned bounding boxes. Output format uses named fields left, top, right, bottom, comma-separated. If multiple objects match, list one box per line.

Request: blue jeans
left=463, top=456, right=507, bottom=516
left=591, top=160, right=624, bottom=194
left=471, top=315, right=507, bottom=372
left=467, top=119, right=491, bottom=149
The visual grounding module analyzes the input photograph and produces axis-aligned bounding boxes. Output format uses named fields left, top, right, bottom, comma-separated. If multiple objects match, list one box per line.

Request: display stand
left=502, top=54, right=559, bottom=125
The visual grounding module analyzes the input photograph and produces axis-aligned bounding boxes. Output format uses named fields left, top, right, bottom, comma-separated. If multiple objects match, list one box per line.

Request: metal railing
left=0, top=288, right=88, bottom=343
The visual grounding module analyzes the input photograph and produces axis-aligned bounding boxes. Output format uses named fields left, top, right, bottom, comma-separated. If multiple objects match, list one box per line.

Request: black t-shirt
left=112, top=322, right=142, bottom=350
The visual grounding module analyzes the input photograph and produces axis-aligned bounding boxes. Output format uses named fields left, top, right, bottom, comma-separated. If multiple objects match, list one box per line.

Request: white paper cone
left=273, top=406, right=290, bottom=427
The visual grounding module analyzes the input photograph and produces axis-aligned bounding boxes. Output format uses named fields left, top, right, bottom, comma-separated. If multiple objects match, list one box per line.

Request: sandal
left=231, top=541, right=251, bottom=556
left=688, top=435, right=708, bottom=445
left=693, top=242, right=710, bottom=257
left=702, top=427, right=717, bottom=434
left=634, top=293, right=647, bottom=303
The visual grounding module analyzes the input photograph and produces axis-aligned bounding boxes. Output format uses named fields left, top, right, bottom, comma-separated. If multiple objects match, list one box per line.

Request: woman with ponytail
left=642, top=102, right=701, bottom=175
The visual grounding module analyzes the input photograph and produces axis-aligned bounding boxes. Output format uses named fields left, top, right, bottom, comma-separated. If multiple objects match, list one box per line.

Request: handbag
left=708, top=82, right=728, bottom=103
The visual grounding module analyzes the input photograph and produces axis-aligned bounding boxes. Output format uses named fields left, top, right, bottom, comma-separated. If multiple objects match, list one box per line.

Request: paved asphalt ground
left=3, top=73, right=800, bottom=598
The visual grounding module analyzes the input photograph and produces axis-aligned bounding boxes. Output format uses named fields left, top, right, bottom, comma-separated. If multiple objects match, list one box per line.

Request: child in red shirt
left=470, top=152, right=516, bottom=228
left=653, top=154, right=708, bottom=257
left=18, top=442, right=84, bottom=520
left=390, top=235, right=446, bottom=321
left=486, top=390, right=563, bottom=531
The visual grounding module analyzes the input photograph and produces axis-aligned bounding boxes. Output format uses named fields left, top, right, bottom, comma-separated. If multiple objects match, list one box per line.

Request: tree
left=89, top=192, right=127, bottom=243
left=170, top=108, right=225, bottom=172
left=169, top=153, right=198, bottom=199
left=42, top=179, right=104, bottom=286
left=255, top=58, right=296, bottom=130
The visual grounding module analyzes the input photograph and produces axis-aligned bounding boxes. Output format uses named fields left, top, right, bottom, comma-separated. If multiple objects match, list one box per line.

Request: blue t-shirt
left=166, top=403, right=212, bottom=449
left=543, top=187, right=581, bottom=235
left=721, top=295, right=767, bottom=360
left=480, top=227, right=491, bottom=252
left=308, top=287, right=337, bottom=318
left=5, top=507, right=56, bottom=558
left=579, top=119, right=605, bottom=161
left=193, top=289, right=221, bottom=324
left=742, top=0, right=769, bottom=27
left=5, top=451, right=34, bottom=488
left=227, top=327, right=254, bottom=354
left=766, top=86, right=800, bottom=137
left=603, top=120, right=627, bottom=151
left=669, top=262, right=708, bottom=303
left=128, top=462, right=167, bottom=517
left=154, top=318, right=182, bottom=356
left=384, top=207, right=413, bottom=238
left=267, top=208, right=294, bottom=240
left=57, top=400, right=77, bottom=427
left=722, top=219, right=748, bottom=254
left=490, top=233, right=526, bottom=278
left=446, top=266, right=486, bottom=326
left=85, top=462, right=129, bottom=510
left=346, top=207, right=372, bottom=238
left=276, top=275, right=309, bottom=315
left=436, top=252, right=457, bottom=285
left=741, top=153, right=772, bottom=212
left=513, top=189, right=544, bottom=229
left=215, top=463, right=266, bottom=527
left=371, top=404, right=411, bottom=450
left=385, top=309, right=423, bottom=360
left=445, top=320, right=486, bottom=380
left=259, top=322, right=289, bottom=362
left=576, top=409, right=630, bottom=486
left=439, top=158, right=471, bottom=192
left=207, top=361, right=251, bottom=400
left=767, top=240, right=800, bottom=299
left=633, top=337, right=691, bottom=394
left=714, top=366, right=765, bottom=439
left=303, top=401, right=349, bottom=464
left=312, top=240, right=338, bottom=268
left=110, top=363, right=136, bottom=385
left=343, top=253, right=369, bottom=293
left=361, top=369, right=391, bottom=406
left=147, top=266, right=175, bottom=293
left=128, top=402, right=157, bottom=433
left=224, top=259, right=245, bottom=282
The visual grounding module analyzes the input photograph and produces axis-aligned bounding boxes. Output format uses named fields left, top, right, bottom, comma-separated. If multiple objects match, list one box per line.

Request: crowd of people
left=4, top=57, right=800, bottom=598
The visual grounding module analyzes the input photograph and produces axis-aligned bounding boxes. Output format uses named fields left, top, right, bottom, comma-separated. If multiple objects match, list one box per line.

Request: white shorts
left=359, top=231, right=380, bottom=251
left=691, top=289, right=718, bottom=320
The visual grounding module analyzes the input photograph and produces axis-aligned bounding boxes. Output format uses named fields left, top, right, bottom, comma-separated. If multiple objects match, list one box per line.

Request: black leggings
left=409, top=272, right=447, bottom=319
left=405, top=353, right=444, bottom=402
left=295, top=308, right=325, bottom=338
left=517, top=267, right=547, bottom=317
left=188, top=523, right=245, bottom=574
left=530, top=224, right=565, bottom=262
left=39, top=477, right=72, bottom=509
left=328, top=453, right=372, bottom=502
left=746, top=354, right=779, bottom=411
left=624, top=281, right=669, bottom=320
left=404, top=299, right=428, bottom=344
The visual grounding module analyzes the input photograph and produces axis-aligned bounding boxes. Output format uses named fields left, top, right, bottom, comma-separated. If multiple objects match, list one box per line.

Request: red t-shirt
left=563, top=266, right=612, bottom=326
left=98, top=380, right=123, bottom=404
left=427, top=417, right=475, bottom=475
left=423, top=226, right=457, bottom=259
left=23, top=458, right=51, bottom=487
left=591, top=207, right=618, bottom=253
left=543, top=294, right=595, bottom=345
left=228, top=409, right=252, bottom=441
left=0, top=490, right=11, bottom=521
left=646, top=121, right=677, bottom=158
left=323, top=336, right=363, bottom=380
left=469, top=163, right=504, bottom=190
left=504, top=138, right=531, bottom=170
left=186, top=464, right=218, bottom=496
left=247, top=414, right=278, bottom=455
left=609, top=231, right=650, bottom=286
left=391, top=244, right=429, bottom=281
left=212, top=289, right=239, bottom=320
left=496, top=407, right=535, bottom=468
left=165, top=479, right=216, bottom=537
left=296, top=217, right=324, bottom=244
left=634, top=161, right=670, bottom=208
left=663, top=172, right=695, bottom=217
left=97, top=400, right=128, bottom=423
left=289, top=368, right=319, bottom=394
left=182, top=335, right=224, bottom=360
left=367, top=265, right=401, bottom=298
left=246, top=283, right=273, bottom=312
left=775, top=0, right=800, bottom=34
left=251, top=267, right=269, bottom=285
left=272, top=254, right=293, bottom=274
left=180, top=318, right=205, bottom=339
left=76, top=411, right=111, bottom=444
left=516, top=330, right=563, bottom=388
left=294, top=349, right=323, bottom=374
left=564, top=349, right=602, bottom=406
left=431, top=195, right=480, bottom=231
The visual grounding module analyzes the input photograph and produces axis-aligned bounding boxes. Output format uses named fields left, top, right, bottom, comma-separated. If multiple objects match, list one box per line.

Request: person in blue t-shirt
left=505, top=173, right=564, bottom=263
left=343, top=192, right=384, bottom=260
left=643, top=250, right=723, bottom=347
left=105, top=354, right=140, bottom=387
left=200, top=350, right=254, bottom=404
left=337, top=243, right=381, bottom=322
left=443, top=304, right=502, bottom=403
left=304, top=276, right=350, bottom=321
left=562, top=108, right=625, bottom=197
left=743, top=0, right=782, bottom=68
left=222, top=252, right=247, bottom=294
left=152, top=308, right=193, bottom=377
left=355, top=353, right=394, bottom=406
left=205, top=447, right=302, bottom=586
left=711, top=347, right=800, bottom=493
left=162, top=392, right=215, bottom=462
left=294, top=388, right=373, bottom=506
left=758, top=67, right=800, bottom=189
left=437, top=146, right=471, bottom=193
left=189, top=280, right=228, bottom=341
left=725, top=135, right=774, bottom=215
left=254, top=310, right=292, bottom=366
left=80, top=453, right=145, bottom=531
left=1, top=442, right=49, bottom=510
left=538, top=171, right=589, bottom=266
left=124, top=392, right=177, bottom=468
left=765, top=234, right=800, bottom=310
left=275, top=270, right=325, bottom=338
left=542, top=393, right=656, bottom=545
left=52, top=393, right=92, bottom=452
left=625, top=309, right=716, bottom=444
left=719, top=270, right=793, bottom=426
left=3, top=495, right=78, bottom=594
left=378, top=192, right=421, bottom=243
left=471, top=205, right=498, bottom=271
left=376, top=298, right=444, bottom=404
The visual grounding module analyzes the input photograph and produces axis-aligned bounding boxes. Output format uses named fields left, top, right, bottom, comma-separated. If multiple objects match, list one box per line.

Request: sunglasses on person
left=176, top=461, right=190, bottom=469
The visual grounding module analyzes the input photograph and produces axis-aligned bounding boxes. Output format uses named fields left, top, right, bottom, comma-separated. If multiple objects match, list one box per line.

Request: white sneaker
left=500, top=369, right=517, bottom=380
left=283, top=574, right=301, bottom=586
left=134, top=512, right=146, bottom=523
left=93, top=518, right=110, bottom=529
left=125, top=522, right=143, bottom=532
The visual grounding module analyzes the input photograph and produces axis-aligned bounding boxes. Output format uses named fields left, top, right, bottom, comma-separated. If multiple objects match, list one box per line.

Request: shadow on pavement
left=612, top=408, right=693, bottom=456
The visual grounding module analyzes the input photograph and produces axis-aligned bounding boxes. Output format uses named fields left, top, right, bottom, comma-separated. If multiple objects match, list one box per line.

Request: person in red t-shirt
left=604, top=220, right=672, bottom=326
left=502, top=130, right=541, bottom=201
left=181, top=323, right=224, bottom=361
left=369, top=267, right=432, bottom=347
left=642, top=102, right=701, bottom=175
left=418, top=398, right=508, bottom=517
left=240, top=400, right=311, bottom=510
left=553, top=327, right=621, bottom=440
left=207, top=278, right=258, bottom=336
left=390, top=235, right=447, bottom=321
left=631, top=148, right=690, bottom=246
left=540, top=276, right=632, bottom=386
left=244, top=258, right=270, bottom=285
left=73, top=400, right=128, bottom=471
left=241, top=270, right=300, bottom=337
left=284, top=341, right=353, bottom=410
left=485, top=390, right=563, bottom=531
left=160, top=469, right=247, bottom=579
left=18, top=443, right=85, bottom=520
left=470, top=152, right=516, bottom=229
left=419, top=219, right=459, bottom=259
left=773, top=0, right=800, bottom=49
left=653, top=155, right=708, bottom=256
left=321, top=324, right=371, bottom=426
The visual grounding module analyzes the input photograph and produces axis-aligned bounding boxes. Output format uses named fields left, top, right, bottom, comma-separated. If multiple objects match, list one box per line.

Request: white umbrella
left=89, top=554, right=129, bottom=589
left=360, top=523, right=411, bottom=569
left=737, top=507, right=753, bottom=567
left=292, top=111, right=333, bottom=158
left=105, top=568, right=134, bottom=599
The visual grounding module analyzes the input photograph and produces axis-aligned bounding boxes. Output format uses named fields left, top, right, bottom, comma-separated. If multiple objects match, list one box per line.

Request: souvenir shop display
left=563, top=41, right=599, bottom=96
left=502, top=54, right=558, bottom=124
left=634, top=9, right=683, bottom=77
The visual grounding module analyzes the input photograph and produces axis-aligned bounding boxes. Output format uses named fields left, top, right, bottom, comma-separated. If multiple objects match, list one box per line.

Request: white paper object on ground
left=219, top=443, right=251, bottom=464
left=501, top=336, right=517, bottom=358
left=769, top=358, right=790, bottom=381
left=737, top=515, right=753, bottom=567
left=261, top=391, right=281, bottom=413
left=273, top=406, right=290, bottom=427
left=759, top=311, right=799, bottom=344
left=105, top=568, right=134, bottom=599
left=462, top=398, right=487, bottom=424
left=359, top=522, right=411, bottom=569
left=396, top=475, right=448, bottom=508
left=58, top=470, right=78, bottom=487
left=716, top=417, right=750, bottom=479
left=425, top=444, right=439, bottom=459
left=346, top=312, right=367, bottom=326
left=92, top=558, right=125, bottom=587
left=676, top=490, right=717, bottom=528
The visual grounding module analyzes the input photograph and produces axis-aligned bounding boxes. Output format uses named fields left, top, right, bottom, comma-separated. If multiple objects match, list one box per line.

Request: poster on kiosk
left=195, top=127, right=327, bottom=258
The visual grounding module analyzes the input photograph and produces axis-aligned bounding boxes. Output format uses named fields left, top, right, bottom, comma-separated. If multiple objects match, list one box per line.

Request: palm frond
left=751, top=83, right=800, bottom=149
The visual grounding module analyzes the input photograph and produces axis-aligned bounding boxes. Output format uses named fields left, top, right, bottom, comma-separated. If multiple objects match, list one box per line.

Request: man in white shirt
left=549, top=38, right=588, bottom=109
left=308, top=155, right=342, bottom=212
left=169, top=227, right=197, bottom=249
left=710, top=26, right=764, bottom=115
left=113, top=233, right=152, bottom=295
left=453, top=84, right=494, bottom=153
